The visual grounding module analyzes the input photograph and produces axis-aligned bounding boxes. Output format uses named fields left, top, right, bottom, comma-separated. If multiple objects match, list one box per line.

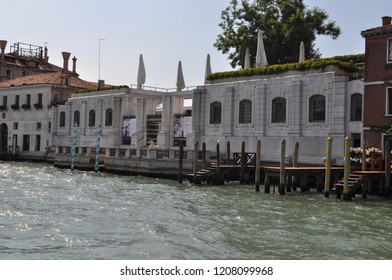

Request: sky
left=1, top=0, right=390, bottom=88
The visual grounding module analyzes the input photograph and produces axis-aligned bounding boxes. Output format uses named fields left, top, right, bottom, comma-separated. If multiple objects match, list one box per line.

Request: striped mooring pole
left=343, top=134, right=351, bottom=200
left=95, top=122, right=102, bottom=173
left=324, top=134, right=333, bottom=197
left=71, top=123, right=78, bottom=171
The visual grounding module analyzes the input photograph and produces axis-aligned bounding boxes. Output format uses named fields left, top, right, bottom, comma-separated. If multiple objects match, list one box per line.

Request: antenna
left=98, top=38, right=105, bottom=80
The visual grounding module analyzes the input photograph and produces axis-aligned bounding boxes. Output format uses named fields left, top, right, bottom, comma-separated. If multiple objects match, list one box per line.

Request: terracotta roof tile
left=0, top=71, right=98, bottom=89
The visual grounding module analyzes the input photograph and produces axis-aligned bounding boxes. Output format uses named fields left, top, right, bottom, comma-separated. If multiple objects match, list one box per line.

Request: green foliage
left=214, top=0, right=341, bottom=68
left=74, top=85, right=129, bottom=94
left=206, top=56, right=363, bottom=81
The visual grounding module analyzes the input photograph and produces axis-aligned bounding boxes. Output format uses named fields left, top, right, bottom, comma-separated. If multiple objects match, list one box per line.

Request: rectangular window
left=388, top=39, right=392, bottom=63
left=15, top=95, right=19, bottom=105
left=48, top=122, right=51, bottom=132
left=23, top=135, right=30, bottom=152
left=38, top=93, right=42, bottom=104
left=388, top=88, right=392, bottom=115
left=2, top=96, right=7, bottom=107
left=35, top=135, right=41, bottom=151
left=13, top=123, right=18, bottom=130
left=26, top=94, right=31, bottom=105
left=36, top=122, right=41, bottom=130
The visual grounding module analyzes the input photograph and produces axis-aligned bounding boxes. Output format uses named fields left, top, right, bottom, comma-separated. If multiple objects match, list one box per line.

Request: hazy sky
left=1, top=0, right=390, bottom=88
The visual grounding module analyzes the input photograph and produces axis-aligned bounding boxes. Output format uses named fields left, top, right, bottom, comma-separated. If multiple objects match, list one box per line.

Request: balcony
left=21, top=104, right=31, bottom=109
left=34, top=103, right=43, bottom=109
left=0, top=105, right=7, bottom=111
left=11, top=104, right=20, bottom=110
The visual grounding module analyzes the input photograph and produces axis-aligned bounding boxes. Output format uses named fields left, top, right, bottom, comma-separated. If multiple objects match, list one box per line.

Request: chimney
left=62, top=51, right=71, bottom=73
left=382, top=16, right=391, bottom=26
left=44, top=46, right=48, bottom=63
left=0, top=40, right=7, bottom=81
left=98, top=79, right=105, bottom=90
left=72, top=56, right=77, bottom=73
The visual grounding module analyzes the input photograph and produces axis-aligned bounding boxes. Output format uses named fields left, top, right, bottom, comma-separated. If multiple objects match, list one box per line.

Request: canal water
left=1, top=161, right=392, bottom=260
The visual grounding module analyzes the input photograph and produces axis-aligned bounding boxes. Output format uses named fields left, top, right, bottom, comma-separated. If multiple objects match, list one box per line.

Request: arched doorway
left=0, top=123, right=8, bottom=155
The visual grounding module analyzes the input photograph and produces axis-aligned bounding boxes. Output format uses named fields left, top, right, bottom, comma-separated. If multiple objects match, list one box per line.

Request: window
left=73, top=110, right=80, bottom=126
left=89, top=110, right=96, bottom=127
left=105, top=108, right=113, bottom=126
left=59, top=112, right=66, bottom=127
left=48, top=122, right=51, bottom=132
left=309, top=95, right=325, bottom=122
left=239, top=99, right=252, bottom=124
left=15, top=95, right=19, bottom=105
left=13, top=123, right=18, bottom=130
left=388, top=39, right=392, bottom=63
left=2, top=96, right=7, bottom=107
left=22, top=94, right=31, bottom=109
left=22, top=135, right=30, bottom=152
left=272, top=97, right=286, bottom=123
left=35, top=135, right=41, bottom=151
left=34, top=93, right=43, bottom=109
left=209, top=102, right=222, bottom=124
left=388, top=88, right=392, bottom=115
left=36, top=122, right=41, bottom=130
left=350, top=93, right=362, bottom=121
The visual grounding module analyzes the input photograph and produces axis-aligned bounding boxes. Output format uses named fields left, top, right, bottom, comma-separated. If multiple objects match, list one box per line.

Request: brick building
left=361, top=16, right=392, bottom=148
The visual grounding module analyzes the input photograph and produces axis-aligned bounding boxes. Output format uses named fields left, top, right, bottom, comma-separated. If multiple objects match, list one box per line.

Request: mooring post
left=193, top=141, right=199, bottom=184
left=324, top=134, right=333, bottom=198
left=202, top=142, right=207, bottom=169
left=94, top=122, right=102, bottom=173
left=292, top=142, right=299, bottom=191
left=226, top=141, right=231, bottom=165
left=255, top=140, right=261, bottom=192
left=178, top=142, right=184, bottom=183
left=343, top=134, right=351, bottom=201
left=216, top=141, right=221, bottom=183
left=361, top=142, right=367, bottom=171
left=265, top=175, right=271, bottom=194
left=279, top=139, right=286, bottom=195
left=384, top=140, right=391, bottom=197
left=240, top=141, right=245, bottom=184
left=71, top=123, right=77, bottom=171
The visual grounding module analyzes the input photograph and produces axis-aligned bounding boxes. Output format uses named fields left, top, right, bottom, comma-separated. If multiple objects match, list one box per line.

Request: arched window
left=73, top=110, right=80, bottom=126
left=309, top=95, right=325, bottom=122
left=209, top=101, right=222, bottom=124
left=89, top=110, right=96, bottom=127
left=105, top=108, right=113, bottom=126
left=59, top=112, right=66, bottom=127
left=271, top=97, right=286, bottom=123
left=350, top=93, right=362, bottom=121
left=239, top=99, right=252, bottom=123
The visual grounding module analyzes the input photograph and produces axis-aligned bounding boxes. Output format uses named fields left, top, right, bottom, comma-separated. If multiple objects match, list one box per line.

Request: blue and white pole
left=324, top=134, right=333, bottom=197
left=95, top=122, right=102, bottom=173
left=343, top=134, right=351, bottom=200
left=71, top=123, right=78, bottom=171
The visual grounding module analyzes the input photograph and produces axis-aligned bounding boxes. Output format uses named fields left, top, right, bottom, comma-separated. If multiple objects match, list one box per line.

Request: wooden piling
left=279, top=139, right=286, bottom=195
left=384, top=140, right=391, bottom=197
left=240, top=141, right=245, bottom=184
left=193, top=141, right=199, bottom=184
left=202, top=142, right=206, bottom=169
left=265, top=175, right=271, bottom=193
left=216, top=141, right=221, bottom=182
left=361, top=142, right=367, bottom=171
left=291, top=142, right=299, bottom=191
left=226, top=141, right=231, bottom=165
left=255, top=140, right=261, bottom=192
left=178, top=141, right=184, bottom=183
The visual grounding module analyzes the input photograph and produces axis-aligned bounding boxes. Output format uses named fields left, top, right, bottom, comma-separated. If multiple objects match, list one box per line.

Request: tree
left=214, top=0, right=341, bottom=68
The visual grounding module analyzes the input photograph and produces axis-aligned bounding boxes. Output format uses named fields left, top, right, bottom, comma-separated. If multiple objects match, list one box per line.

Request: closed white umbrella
left=204, top=54, right=212, bottom=84
left=255, top=30, right=268, bottom=66
left=137, top=54, right=146, bottom=89
left=176, top=61, right=185, bottom=91
left=299, top=41, right=305, bottom=62
left=244, top=47, right=251, bottom=69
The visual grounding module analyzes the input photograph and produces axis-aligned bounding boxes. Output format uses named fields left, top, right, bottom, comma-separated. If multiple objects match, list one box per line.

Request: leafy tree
left=214, top=0, right=341, bottom=68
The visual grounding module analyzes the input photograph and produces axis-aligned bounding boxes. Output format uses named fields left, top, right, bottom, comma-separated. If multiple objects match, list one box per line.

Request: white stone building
left=188, top=66, right=364, bottom=165
left=0, top=52, right=97, bottom=160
